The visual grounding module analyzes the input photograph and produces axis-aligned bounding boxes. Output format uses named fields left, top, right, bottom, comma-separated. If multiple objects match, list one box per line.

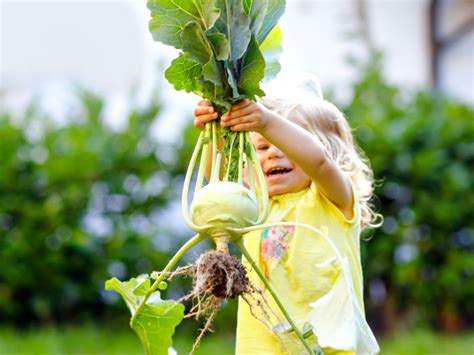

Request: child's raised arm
left=221, top=99, right=354, bottom=219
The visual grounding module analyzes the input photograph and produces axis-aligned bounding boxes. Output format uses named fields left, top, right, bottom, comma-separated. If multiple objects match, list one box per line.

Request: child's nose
left=267, top=145, right=284, bottom=158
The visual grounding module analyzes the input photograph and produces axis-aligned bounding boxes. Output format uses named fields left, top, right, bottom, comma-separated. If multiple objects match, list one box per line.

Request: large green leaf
left=256, top=0, right=286, bottom=44
left=260, top=25, right=283, bottom=80
left=182, top=21, right=222, bottom=86
left=215, top=0, right=251, bottom=61
left=148, top=0, right=285, bottom=108
left=147, top=0, right=220, bottom=49
left=207, top=32, right=231, bottom=60
left=182, top=22, right=214, bottom=65
left=105, top=276, right=185, bottom=355
left=238, top=35, right=265, bottom=99
left=165, top=53, right=203, bottom=93
left=243, top=0, right=268, bottom=35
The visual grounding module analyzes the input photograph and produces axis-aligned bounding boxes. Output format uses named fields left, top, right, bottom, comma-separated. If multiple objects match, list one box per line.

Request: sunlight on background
left=3, top=0, right=465, bottom=143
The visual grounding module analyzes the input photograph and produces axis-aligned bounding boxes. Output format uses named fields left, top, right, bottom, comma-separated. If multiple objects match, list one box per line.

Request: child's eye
left=256, top=145, right=269, bottom=151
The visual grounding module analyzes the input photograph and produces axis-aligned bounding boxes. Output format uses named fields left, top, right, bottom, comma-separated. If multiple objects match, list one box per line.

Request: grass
left=0, top=326, right=473, bottom=355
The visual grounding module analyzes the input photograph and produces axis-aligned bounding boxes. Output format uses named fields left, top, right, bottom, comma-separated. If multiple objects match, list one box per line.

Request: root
left=153, top=264, right=195, bottom=282
left=241, top=286, right=290, bottom=353
left=194, top=250, right=249, bottom=298
left=189, top=296, right=220, bottom=355
left=241, top=284, right=304, bottom=353
left=156, top=250, right=301, bottom=353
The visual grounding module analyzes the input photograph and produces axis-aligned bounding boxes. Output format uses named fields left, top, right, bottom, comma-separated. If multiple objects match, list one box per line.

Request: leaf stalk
left=130, top=233, right=205, bottom=326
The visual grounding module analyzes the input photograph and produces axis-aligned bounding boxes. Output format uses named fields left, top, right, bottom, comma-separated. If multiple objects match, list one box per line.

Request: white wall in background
left=0, top=0, right=472, bottom=133
left=437, top=0, right=474, bottom=104
left=0, top=0, right=145, bottom=92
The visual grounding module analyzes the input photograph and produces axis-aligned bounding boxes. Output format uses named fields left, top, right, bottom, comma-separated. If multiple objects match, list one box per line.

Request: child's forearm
left=261, top=112, right=327, bottom=174
left=261, top=112, right=353, bottom=210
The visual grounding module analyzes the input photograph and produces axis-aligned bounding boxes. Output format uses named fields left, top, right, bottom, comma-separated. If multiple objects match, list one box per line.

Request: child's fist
left=193, top=100, right=218, bottom=130
left=221, top=99, right=270, bottom=133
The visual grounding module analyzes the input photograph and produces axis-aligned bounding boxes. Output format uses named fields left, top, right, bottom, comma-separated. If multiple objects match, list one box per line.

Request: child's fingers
left=194, top=118, right=204, bottom=130
left=194, top=116, right=217, bottom=129
left=229, top=122, right=256, bottom=132
left=230, top=99, right=251, bottom=111
left=194, top=106, right=218, bottom=130
left=221, top=114, right=255, bottom=129
left=224, top=103, right=255, bottom=120
left=194, top=105, right=216, bottom=117
left=194, top=112, right=219, bottom=127
left=193, top=100, right=217, bottom=130
left=198, top=100, right=212, bottom=107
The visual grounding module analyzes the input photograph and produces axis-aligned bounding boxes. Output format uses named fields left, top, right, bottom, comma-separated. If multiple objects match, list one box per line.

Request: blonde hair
left=259, top=93, right=382, bottom=230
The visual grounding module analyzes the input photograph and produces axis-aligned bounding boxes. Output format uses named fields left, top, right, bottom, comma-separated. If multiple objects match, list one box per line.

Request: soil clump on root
left=168, top=250, right=252, bottom=354
left=194, top=250, right=249, bottom=298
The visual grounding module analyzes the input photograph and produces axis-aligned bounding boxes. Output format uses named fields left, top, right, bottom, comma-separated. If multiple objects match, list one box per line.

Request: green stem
left=195, top=123, right=210, bottom=194
left=130, top=234, right=205, bottom=326
left=235, top=240, right=314, bottom=355
left=211, top=153, right=222, bottom=183
left=247, top=153, right=256, bottom=196
left=238, top=132, right=244, bottom=184
left=246, top=133, right=268, bottom=224
left=211, top=120, right=217, bottom=178
left=224, top=132, right=237, bottom=181
left=181, top=130, right=205, bottom=232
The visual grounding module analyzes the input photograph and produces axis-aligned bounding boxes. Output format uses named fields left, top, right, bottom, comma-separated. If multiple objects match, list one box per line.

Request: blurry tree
left=0, top=89, right=196, bottom=326
left=342, top=53, right=474, bottom=332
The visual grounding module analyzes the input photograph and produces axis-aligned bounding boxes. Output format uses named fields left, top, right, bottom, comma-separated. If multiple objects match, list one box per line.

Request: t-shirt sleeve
left=308, top=180, right=361, bottom=227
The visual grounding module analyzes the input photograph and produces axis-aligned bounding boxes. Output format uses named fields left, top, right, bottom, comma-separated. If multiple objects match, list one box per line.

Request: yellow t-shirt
left=236, top=183, right=365, bottom=355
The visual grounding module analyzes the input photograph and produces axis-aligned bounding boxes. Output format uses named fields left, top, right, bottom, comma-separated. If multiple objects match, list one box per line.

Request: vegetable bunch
left=149, top=0, right=286, bottom=182
left=149, top=0, right=285, bottom=112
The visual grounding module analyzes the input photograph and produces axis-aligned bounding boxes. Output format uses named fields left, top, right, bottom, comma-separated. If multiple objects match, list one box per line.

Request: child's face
left=251, top=133, right=312, bottom=197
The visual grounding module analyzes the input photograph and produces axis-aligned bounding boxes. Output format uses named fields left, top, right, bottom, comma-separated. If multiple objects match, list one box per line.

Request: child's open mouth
left=266, top=167, right=292, bottom=177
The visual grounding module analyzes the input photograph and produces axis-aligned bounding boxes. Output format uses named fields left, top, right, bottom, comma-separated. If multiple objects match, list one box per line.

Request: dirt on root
left=166, top=250, right=279, bottom=354
left=193, top=250, right=249, bottom=298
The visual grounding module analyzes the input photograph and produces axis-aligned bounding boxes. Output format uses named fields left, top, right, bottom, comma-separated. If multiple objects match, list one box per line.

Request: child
left=193, top=76, right=381, bottom=354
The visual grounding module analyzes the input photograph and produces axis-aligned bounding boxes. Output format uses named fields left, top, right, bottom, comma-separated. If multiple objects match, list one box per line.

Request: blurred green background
left=1, top=52, right=473, bottom=354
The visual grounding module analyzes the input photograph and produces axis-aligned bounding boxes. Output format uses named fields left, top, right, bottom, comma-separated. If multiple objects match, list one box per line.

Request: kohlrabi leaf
left=214, top=0, right=251, bottom=61
left=147, top=0, right=220, bottom=49
left=132, top=301, right=184, bottom=355
left=256, top=0, right=286, bottom=44
left=243, top=0, right=268, bottom=35
left=238, top=36, right=265, bottom=100
left=105, top=276, right=185, bottom=355
left=259, top=25, right=283, bottom=80
left=134, top=278, right=151, bottom=296
left=182, top=22, right=223, bottom=87
left=183, top=22, right=214, bottom=65
left=207, top=32, right=231, bottom=60
left=202, top=60, right=223, bottom=86
left=165, top=53, right=203, bottom=93
left=147, top=0, right=285, bottom=105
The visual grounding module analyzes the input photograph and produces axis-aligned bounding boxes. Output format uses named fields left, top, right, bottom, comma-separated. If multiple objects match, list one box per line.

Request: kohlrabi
left=105, top=1, right=349, bottom=354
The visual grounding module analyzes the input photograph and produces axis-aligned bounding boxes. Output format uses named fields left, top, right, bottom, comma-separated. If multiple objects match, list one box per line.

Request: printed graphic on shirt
left=261, top=224, right=295, bottom=277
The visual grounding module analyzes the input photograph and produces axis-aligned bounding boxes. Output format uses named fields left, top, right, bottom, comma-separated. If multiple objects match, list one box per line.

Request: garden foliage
left=0, top=91, right=193, bottom=325
left=342, top=53, right=474, bottom=330
left=0, top=54, right=472, bottom=333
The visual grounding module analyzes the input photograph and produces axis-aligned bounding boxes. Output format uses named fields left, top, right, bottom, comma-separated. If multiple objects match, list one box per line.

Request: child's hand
left=221, top=99, right=271, bottom=133
left=193, top=100, right=219, bottom=130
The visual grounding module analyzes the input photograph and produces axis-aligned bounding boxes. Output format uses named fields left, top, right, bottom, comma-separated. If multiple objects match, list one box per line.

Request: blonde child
left=193, top=76, right=381, bottom=354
